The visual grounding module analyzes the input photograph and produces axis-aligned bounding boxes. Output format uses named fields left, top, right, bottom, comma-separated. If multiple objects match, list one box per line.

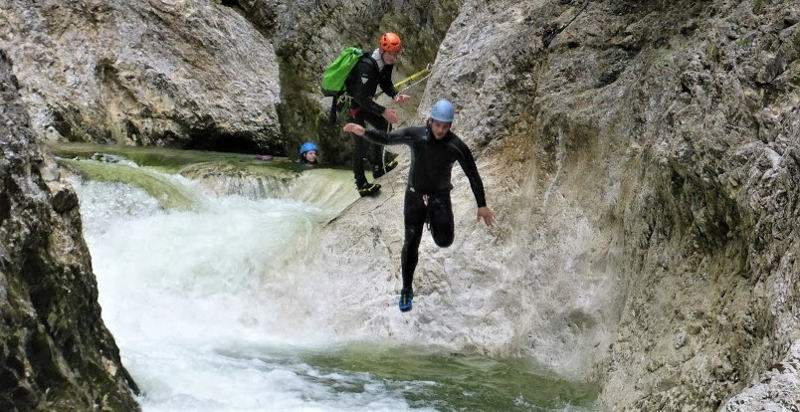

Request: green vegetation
left=706, top=42, right=720, bottom=63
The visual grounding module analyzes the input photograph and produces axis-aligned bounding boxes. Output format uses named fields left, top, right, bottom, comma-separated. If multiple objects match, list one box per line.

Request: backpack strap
left=328, top=91, right=342, bottom=127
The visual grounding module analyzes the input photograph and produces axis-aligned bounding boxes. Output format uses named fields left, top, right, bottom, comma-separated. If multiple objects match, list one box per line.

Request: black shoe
left=372, top=159, right=398, bottom=179
left=358, top=183, right=381, bottom=197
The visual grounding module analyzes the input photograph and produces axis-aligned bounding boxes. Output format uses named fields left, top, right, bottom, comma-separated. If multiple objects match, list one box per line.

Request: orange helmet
left=379, top=32, right=402, bottom=52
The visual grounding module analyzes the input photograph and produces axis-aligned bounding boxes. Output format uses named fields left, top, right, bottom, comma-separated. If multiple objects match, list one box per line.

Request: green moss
left=49, top=142, right=301, bottom=175
left=706, top=42, right=720, bottom=63
left=794, top=30, right=800, bottom=54
left=58, top=158, right=197, bottom=210
left=752, top=0, right=764, bottom=14
left=737, top=37, right=751, bottom=48
left=275, top=50, right=329, bottom=162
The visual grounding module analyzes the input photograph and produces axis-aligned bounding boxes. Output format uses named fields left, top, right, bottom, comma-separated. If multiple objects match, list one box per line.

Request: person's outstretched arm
left=343, top=123, right=417, bottom=146
left=377, top=67, right=410, bottom=104
left=452, top=137, right=496, bottom=227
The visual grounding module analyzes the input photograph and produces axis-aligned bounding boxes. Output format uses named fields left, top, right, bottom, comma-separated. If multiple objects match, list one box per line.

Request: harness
left=408, top=186, right=436, bottom=232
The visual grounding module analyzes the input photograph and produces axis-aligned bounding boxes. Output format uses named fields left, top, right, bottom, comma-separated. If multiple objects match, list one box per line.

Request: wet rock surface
left=0, top=50, right=139, bottom=410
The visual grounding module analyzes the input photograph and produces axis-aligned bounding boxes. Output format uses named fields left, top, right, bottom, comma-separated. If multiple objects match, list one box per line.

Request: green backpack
left=321, top=46, right=364, bottom=97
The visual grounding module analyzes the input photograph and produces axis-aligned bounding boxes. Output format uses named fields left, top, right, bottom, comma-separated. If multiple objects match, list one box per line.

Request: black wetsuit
left=296, top=158, right=316, bottom=168
left=363, top=125, right=487, bottom=293
left=344, top=51, right=398, bottom=188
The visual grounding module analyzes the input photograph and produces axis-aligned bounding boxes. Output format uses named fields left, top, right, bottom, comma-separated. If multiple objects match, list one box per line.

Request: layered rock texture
left=0, top=51, right=139, bottom=410
left=285, top=0, right=800, bottom=410
left=0, top=0, right=282, bottom=153
left=3, top=0, right=800, bottom=410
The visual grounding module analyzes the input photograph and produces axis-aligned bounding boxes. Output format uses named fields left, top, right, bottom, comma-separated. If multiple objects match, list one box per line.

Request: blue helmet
left=429, top=99, right=454, bottom=123
left=300, top=141, right=318, bottom=155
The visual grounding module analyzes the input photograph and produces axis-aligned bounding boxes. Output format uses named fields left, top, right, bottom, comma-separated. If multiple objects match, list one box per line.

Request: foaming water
left=70, top=158, right=596, bottom=411
left=72, top=170, right=348, bottom=410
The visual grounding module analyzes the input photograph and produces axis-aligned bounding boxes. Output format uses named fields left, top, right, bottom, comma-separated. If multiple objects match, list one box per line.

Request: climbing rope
left=383, top=122, right=396, bottom=198
left=374, top=64, right=431, bottom=98
left=394, top=65, right=431, bottom=91
left=372, top=48, right=476, bottom=100
left=397, top=69, right=432, bottom=95
left=543, top=0, right=592, bottom=48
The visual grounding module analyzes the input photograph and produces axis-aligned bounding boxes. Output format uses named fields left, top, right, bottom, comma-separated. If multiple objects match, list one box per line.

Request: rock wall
left=0, top=51, right=139, bottom=409
left=0, top=0, right=282, bottom=152
left=284, top=0, right=800, bottom=410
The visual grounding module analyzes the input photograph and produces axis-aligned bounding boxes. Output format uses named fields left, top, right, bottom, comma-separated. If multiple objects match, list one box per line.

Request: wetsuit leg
left=349, top=114, right=369, bottom=188
left=428, top=192, right=455, bottom=248
left=401, top=190, right=427, bottom=292
left=359, top=110, right=389, bottom=170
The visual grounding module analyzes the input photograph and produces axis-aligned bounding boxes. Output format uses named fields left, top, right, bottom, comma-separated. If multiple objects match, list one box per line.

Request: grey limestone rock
left=0, top=49, right=139, bottom=410
left=0, top=0, right=282, bottom=152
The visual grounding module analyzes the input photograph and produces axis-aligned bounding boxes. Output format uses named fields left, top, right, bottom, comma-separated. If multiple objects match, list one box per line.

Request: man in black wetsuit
left=344, top=32, right=411, bottom=197
left=343, top=99, right=496, bottom=312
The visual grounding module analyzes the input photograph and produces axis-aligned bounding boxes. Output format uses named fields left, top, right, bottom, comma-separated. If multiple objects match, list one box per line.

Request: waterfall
left=64, top=149, right=596, bottom=411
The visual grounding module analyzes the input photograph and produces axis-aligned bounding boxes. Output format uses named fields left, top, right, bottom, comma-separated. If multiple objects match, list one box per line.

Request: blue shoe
left=398, top=289, right=413, bottom=312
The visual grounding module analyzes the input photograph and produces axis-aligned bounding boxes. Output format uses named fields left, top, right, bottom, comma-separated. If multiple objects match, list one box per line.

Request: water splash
left=67, top=149, right=596, bottom=411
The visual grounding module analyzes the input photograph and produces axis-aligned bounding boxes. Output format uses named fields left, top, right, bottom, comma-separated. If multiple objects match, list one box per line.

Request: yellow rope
left=374, top=65, right=431, bottom=98
left=393, top=66, right=430, bottom=89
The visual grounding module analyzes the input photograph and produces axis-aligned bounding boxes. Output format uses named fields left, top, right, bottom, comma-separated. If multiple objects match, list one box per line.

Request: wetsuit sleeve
left=346, top=60, right=385, bottom=115
left=379, top=65, right=398, bottom=98
left=453, top=137, right=487, bottom=208
left=363, top=127, right=417, bottom=147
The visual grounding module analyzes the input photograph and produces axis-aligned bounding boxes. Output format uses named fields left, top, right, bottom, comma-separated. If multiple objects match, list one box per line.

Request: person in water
left=298, top=141, right=319, bottom=166
left=343, top=99, right=496, bottom=312
left=344, top=32, right=411, bottom=197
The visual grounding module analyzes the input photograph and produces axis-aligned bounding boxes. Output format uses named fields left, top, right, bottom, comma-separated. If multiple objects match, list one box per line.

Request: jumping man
left=343, top=99, right=496, bottom=312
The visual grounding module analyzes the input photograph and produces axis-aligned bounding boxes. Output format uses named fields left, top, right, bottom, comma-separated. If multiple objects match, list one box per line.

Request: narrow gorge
left=2, top=0, right=799, bottom=410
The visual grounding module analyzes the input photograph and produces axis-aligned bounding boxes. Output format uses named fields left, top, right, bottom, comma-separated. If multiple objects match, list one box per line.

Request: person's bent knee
left=433, top=233, right=454, bottom=248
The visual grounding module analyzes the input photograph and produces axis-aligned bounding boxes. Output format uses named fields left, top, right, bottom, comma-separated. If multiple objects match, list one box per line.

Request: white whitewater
left=70, top=165, right=411, bottom=411
left=68, top=158, right=595, bottom=411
